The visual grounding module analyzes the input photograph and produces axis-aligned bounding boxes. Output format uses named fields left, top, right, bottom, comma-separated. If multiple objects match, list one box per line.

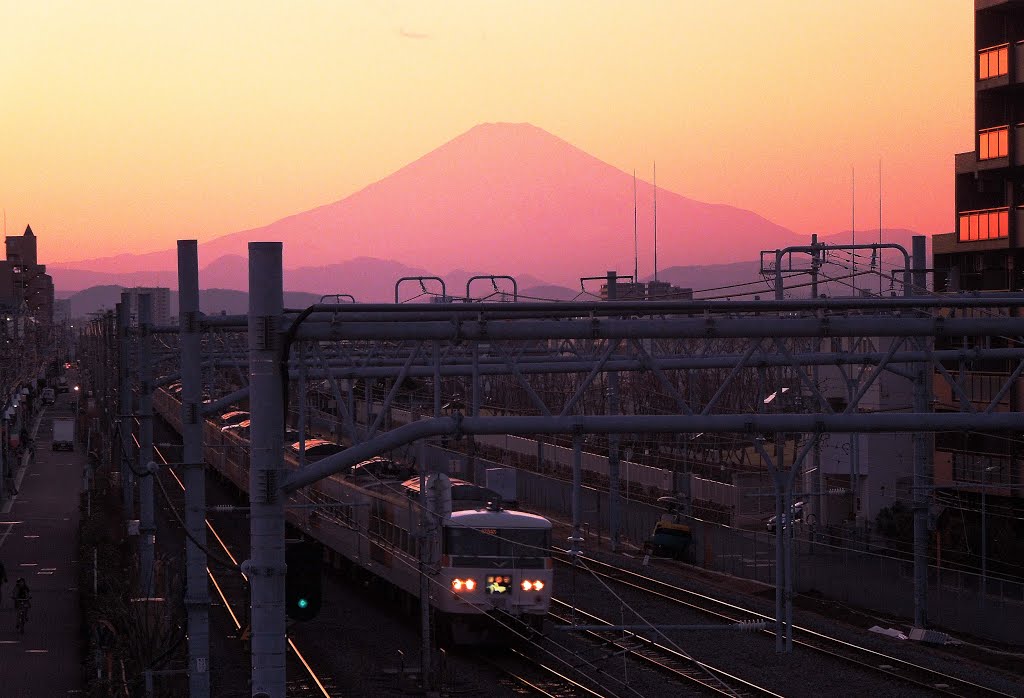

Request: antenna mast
left=633, top=170, right=638, bottom=282
left=653, top=162, right=658, bottom=282
left=878, top=158, right=883, bottom=295
left=851, top=166, right=856, bottom=283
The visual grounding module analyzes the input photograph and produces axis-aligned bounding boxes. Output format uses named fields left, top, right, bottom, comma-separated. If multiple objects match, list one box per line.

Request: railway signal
left=285, top=541, right=323, bottom=621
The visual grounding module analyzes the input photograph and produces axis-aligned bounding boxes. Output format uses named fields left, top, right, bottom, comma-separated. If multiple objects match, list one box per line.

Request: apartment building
left=933, top=0, right=1022, bottom=505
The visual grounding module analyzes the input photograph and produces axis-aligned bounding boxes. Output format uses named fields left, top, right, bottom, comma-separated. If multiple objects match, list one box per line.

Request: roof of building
left=23, top=225, right=33, bottom=237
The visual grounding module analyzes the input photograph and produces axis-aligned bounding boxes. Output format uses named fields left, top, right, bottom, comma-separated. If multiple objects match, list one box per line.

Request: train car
left=153, top=388, right=552, bottom=643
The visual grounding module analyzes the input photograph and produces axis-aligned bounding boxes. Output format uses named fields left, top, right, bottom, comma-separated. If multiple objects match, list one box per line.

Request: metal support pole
left=981, top=466, right=987, bottom=609
left=246, top=242, right=286, bottom=697
left=810, top=235, right=823, bottom=537
left=570, top=433, right=583, bottom=555
left=138, top=293, right=156, bottom=596
left=178, top=241, right=210, bottom=697
left=911, top=234, right=930, bottom=629
left=118, top=296, right=134, bottom=519
left=606, top=271, right=622, bottom=551
left=417, top=439, right=432, bottom=691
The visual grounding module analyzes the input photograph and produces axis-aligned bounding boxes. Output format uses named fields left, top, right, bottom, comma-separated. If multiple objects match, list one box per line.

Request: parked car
left=766, top=501, right=805, bottom=533
left=41, top=388, right=55, bottom=405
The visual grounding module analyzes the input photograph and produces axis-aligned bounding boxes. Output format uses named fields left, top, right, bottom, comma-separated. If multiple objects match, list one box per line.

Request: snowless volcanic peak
left=54, top=122, right=797, bottom=285
left=246, top=121, right=795, bottom=281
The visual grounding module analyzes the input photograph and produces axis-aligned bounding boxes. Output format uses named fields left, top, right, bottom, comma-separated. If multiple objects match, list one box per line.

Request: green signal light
left=297, top=598, right=309, bottom=609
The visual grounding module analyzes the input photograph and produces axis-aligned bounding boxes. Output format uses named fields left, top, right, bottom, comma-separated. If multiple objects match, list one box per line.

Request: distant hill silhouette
left=61, top=285, right=323, bottom=319
left=52, top=122, right=814, bottom=286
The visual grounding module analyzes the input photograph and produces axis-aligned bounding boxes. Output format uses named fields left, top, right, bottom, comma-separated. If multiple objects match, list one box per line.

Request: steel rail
left=132, top=427, right=334, bottom=698
left=552, top=550, right=1018, bottom=697
left=472, top=647, right=610, bottom=698
left=549, top=599, right=781, bottom=697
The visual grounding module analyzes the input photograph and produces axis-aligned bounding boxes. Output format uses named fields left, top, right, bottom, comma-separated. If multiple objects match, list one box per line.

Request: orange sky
left=1, top=1, right=973, bottom=264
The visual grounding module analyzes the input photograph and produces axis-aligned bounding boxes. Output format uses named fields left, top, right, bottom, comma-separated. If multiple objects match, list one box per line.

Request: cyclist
left=13, top=577, right=30, bottom=633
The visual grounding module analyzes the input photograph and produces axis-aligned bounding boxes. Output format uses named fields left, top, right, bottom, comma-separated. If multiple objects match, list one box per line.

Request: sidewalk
left=0, top=399, right=85, bottom=696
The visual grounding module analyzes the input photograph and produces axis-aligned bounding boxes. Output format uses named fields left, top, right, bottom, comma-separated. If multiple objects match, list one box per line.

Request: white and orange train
left=155, top=390, right=552, bottom=642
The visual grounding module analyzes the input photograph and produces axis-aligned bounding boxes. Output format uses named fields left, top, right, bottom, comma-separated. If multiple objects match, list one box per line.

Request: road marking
left=0, top=521, right=18, bottom=549
left=19, top=563, right=37, bottom=567
left=25, top=649, right=49, bottom=653
left=23, top=535, right=39, bottom=539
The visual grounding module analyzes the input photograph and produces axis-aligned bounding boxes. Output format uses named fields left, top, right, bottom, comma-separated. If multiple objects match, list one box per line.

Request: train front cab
left=436, top=508, right=552, bottom=641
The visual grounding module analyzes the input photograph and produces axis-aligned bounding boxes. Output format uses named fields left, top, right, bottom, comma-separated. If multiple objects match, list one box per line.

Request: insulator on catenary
left=737, top=619, right=767, bottom=631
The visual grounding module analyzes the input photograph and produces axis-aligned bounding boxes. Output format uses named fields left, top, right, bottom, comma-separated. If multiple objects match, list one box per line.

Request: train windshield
left=444, top=527, right=550, bottom=569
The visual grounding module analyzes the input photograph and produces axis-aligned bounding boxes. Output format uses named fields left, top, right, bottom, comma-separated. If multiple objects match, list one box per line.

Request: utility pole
left=810, top=234, right=823, bottom=535
left=417, top=439, right=432, bottom=692
left=245, top=242, right=286, bottom=697
left=911, top=235, right=930, bottom=629
left=178, top=241, right=210, bottom=697
left=138, top=293, right=156, bottom=596
left=118, top=295, right=134, bottom=520
left=606, top=271, right=621, bottom=550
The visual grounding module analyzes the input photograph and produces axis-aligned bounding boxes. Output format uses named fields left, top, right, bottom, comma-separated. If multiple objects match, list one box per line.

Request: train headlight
left=533, top=580, right=544, bottom=591
left=520, top=579, right=545, bottom=592
left=452, top=578, right=477, bottom=592
left=521, top=580, right=532, bottom=591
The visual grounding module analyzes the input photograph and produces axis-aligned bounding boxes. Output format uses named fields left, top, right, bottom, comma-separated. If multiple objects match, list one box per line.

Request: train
left=153, top=389, right=553, bottom=642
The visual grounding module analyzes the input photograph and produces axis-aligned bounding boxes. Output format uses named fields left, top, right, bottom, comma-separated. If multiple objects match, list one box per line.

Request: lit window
left=979, top=45, right=1009, bottom=80
left=958, top=208, right=1010, bottom=242
left=979, top=127, right=1009, bottom=160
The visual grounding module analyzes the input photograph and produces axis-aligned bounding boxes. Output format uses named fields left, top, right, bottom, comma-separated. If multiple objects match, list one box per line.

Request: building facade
left=0, top=225, right=54, bottom=325
left=124, top=287, right=172, bottom=327
left=933, top=1, right=1022, bottom=506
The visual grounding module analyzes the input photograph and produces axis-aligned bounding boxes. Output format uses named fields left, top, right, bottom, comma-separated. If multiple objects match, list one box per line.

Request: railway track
left=137, top=427, right=338, bottom=697
left=474, top=645, right=609, bottom=698
left=548, top=598, right=781, bottom=697
left=553, top=549, right=1018, bottom=697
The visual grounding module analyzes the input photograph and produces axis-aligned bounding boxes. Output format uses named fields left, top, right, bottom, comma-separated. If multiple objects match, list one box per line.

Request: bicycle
left=14, top=597, right=30, bottom=634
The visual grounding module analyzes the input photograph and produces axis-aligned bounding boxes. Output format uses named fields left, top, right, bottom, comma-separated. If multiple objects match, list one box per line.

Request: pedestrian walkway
left=0, top=398, right=84, bottom=697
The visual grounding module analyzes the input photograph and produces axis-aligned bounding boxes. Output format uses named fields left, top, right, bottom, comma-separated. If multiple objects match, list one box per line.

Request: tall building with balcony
left=933, top=1, right=1022, bottom=518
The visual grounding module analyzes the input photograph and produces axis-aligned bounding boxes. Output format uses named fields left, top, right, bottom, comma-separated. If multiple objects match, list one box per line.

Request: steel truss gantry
left=147, top=238, right=1024, bottom=696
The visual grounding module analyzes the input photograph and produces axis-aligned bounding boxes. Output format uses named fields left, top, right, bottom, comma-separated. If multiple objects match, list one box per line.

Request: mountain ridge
left=51, top=122, right=810, bottom=284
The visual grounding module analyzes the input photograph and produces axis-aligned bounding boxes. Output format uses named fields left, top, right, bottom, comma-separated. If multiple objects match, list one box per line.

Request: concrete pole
left=606, top=271, right=621, bottom=551
left=178, top=241, right=210, bottom=697
left=138, top=293, right=156, bottom=596
left=117, top=296, right=134, bottom=519
left=911, top=234, right=930, bottom=629
left=245, top=242, right=287, bottom=697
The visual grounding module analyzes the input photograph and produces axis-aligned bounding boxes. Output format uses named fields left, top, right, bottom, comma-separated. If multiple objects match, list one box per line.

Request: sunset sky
left=2, top=1, right=972, bottom=264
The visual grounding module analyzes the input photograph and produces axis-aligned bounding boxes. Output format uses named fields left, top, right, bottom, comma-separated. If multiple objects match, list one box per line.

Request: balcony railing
left=979, top=43, right=1010, bottom=80
left=958, top=207, right=1009, bottom=242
